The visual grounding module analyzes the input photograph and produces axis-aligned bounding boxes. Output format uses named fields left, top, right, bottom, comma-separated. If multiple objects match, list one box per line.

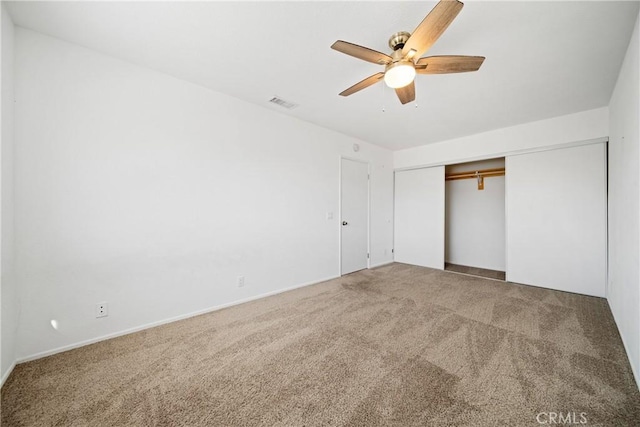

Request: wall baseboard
left=17, top=274, right=340, bottom=365
left=608, top=300, right=639, bottom=390
left=1, top=361, right=17, bottom=389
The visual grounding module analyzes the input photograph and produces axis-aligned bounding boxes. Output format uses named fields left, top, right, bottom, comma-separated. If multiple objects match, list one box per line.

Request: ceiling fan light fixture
left=384, top=61, right=416, bottom=89
left=331, top=0, right=481, bottom=104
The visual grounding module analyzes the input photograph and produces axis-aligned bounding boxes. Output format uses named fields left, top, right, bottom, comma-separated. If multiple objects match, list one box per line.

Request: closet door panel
left=506, top=143, right=606, bottom=297
left=394, top=166, right=445, bottom=269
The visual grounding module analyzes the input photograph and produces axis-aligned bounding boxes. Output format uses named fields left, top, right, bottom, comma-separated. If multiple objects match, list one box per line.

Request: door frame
left=339, top=156, right=371, bottom=275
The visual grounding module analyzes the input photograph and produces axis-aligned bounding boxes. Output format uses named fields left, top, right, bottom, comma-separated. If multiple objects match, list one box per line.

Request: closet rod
left=445, top=167, right=505, bottom=181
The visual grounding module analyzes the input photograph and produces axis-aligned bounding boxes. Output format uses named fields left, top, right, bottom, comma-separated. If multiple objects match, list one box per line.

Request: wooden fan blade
left=331, top=40, right=392, bottom=65
left=339, top=72, right=385, bottom=96
left=395, top=81, right=415, bottom=105
left=402, top=0, right=464, bottom=59
left=415, top=55, right=485, bottom=74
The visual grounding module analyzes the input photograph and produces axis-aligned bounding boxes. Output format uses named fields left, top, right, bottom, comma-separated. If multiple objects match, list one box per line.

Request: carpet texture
left=2, top=263, right=639, bottom=426
left=444, top=262, right=506, bottom=281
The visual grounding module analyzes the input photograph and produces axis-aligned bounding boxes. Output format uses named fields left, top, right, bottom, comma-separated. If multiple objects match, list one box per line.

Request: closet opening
left=445, top=158, right=506, bottom=281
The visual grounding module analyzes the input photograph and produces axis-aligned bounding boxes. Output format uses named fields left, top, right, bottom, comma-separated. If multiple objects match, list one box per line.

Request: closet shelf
left=445, top=167, right=505, bottom=181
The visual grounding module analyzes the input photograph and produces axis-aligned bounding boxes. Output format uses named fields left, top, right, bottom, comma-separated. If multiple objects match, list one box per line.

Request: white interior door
left=341, top=158, right=369, bottom=275
left=506, top=143, right=607, bottom=297
left=394, top=166, right=445, bottom=269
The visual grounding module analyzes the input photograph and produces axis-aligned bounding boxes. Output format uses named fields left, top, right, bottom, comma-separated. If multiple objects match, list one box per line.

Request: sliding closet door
left=506, top=143, right=606, bottom=297
left=394, top=166, right=445, bottom=269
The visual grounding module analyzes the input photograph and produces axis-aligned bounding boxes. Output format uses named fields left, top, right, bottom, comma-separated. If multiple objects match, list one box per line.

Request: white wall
left=1, top=4, right=16, bottom=385
left=445, top=159, right=505, bottom=271
left=608, top=11, right=640, bottom=385
left=13, top=28, right=394, bottom=361
left=394, top=107, right=609, bottom=170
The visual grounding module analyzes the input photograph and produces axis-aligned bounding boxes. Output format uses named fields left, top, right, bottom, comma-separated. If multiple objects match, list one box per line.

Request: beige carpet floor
left=2, top=263, right=640, bottom=426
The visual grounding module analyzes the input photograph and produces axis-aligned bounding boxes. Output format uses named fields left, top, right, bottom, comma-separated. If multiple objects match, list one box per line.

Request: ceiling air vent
left=269, top=96, right=298, bottom=110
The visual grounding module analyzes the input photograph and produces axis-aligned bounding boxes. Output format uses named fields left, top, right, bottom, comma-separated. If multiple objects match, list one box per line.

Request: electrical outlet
left=96, top=302, right=108, bottom=318
left=237, top=276, right=245, bottom=287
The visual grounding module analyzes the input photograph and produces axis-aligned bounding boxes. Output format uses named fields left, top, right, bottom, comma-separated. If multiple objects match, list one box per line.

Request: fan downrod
left=388, top=31, right=411, bottom=51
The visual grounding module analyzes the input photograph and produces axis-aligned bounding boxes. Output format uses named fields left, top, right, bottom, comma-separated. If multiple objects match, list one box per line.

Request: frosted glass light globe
left=384, top=62, right=416, bottom=89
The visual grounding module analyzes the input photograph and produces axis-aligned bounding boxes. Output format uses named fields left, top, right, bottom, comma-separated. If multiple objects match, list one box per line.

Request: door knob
left=342, top=221, right=348, bottom=226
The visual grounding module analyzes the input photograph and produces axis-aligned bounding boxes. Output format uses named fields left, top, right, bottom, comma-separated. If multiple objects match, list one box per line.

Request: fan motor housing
left=388, top=31, right=411, bottom=51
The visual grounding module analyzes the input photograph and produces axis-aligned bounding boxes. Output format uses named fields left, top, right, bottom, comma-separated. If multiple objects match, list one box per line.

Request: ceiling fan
left=331, top=0, right=484, bottom=105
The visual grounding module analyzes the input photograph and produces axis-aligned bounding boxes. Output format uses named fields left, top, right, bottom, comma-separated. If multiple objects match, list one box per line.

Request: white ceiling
left=6, top=1, right=639, bottom=151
